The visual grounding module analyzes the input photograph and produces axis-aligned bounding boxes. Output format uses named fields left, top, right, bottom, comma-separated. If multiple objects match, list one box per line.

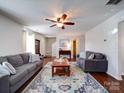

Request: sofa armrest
left=0, top=75, right=9, bottom=93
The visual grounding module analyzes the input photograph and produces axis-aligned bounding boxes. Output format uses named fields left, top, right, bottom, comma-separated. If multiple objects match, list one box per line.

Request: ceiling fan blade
left=50, top=24, right=57, bottom=27
left=62, top=26, right=65, bottom=29
left=61, top=14, right=67, bottom=21
left=63, top=22, right=75, bottom=25
left=45, top=19, right=57, bottom=22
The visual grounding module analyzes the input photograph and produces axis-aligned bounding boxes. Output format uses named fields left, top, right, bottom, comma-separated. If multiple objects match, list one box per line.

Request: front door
left=35, top=39, right=40, bottom=54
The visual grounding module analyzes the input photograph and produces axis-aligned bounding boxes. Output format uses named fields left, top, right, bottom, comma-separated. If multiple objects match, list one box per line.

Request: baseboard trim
left=107, top=72, right=122, bottom=80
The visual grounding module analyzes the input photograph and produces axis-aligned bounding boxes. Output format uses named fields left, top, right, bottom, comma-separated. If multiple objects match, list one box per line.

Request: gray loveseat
left=77, top=51, right=108, bottom=72
left=0, top=53, right=43, bottom=93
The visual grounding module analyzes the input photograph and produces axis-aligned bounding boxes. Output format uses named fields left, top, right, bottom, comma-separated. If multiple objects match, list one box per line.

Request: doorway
left=118, top=21, right=124, bottom=76
left=73, top=40, right=76, bottom=60
left=35, top=39, right=40, bottom=55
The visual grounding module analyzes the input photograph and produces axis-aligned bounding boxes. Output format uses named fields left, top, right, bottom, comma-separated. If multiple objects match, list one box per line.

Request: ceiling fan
left=106, top=0, right=122, bottom=5
left=45, top=14, right=75, bottom=29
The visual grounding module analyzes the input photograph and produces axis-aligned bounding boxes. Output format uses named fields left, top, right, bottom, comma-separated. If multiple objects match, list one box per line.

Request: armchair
left=77, top=51, right=108, bottom=72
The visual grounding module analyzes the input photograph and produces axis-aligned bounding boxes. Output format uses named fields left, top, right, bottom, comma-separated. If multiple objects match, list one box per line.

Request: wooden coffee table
left=52, top=62, right=70, bottom=77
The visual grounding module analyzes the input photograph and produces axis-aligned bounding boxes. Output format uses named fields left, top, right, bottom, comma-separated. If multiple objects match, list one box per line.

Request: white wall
left=85, top=9, right=124, bottom=80
left=35, top=32, right=46, bottom=55
left=56, top=34, right=85, bottom=58
left=79, top=35, right=85, bottom=52
left=118, top=21, right=124, bottom=75
left=0, top=14, right=23, bottom=56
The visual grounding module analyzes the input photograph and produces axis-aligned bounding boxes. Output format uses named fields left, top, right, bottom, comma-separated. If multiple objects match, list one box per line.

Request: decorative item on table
left=54, top=58, right=63, bottom=63
left=54, top=56, right=69, bottom=65
left=60, top=56, right=69, bottom=63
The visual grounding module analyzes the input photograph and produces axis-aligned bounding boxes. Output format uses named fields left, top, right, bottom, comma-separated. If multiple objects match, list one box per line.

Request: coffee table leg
left=68, top=66, right=70, bottom=76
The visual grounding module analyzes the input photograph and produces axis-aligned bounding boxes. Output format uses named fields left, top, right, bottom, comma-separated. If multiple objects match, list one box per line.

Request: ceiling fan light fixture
left=45, top=14, right=75, bottom=29
left=57, top=23, right=63, bottom=27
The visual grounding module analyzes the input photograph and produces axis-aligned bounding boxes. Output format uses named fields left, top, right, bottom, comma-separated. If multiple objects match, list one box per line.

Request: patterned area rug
left=22, top=62, right=109, bottom=93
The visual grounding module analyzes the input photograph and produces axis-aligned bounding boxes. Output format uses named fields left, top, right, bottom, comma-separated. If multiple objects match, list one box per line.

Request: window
left=26, top=31, right=35, bottom=54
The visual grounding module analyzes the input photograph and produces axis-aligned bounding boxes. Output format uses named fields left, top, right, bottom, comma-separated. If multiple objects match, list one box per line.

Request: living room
left=0, top=0, right=124, bottom=93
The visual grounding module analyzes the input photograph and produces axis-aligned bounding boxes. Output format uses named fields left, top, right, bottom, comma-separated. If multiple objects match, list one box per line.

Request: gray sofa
left=77, top=51, right=108, bottom=72
left=0, top=53, right=43, bottom=93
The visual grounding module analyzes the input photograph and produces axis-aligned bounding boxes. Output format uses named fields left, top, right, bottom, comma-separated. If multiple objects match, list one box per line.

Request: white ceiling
left=0, top=0, right=124, bottom=37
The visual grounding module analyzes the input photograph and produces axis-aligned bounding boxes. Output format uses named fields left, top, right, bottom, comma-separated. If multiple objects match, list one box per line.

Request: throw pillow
left=7, top=55, right=24, bottom=67
left=2, top=62, right=16, bottom=75
left=88, top=54, right=94, bottom=60
left=20, top=53, right=30, bottom=64
left=29, top=54, right=41, bottom=63
left=0, top=64, right=10, bottom=76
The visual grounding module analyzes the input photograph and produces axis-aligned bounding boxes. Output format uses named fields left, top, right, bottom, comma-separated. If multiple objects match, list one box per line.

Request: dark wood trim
left=59, top=50, right=71, bottom=60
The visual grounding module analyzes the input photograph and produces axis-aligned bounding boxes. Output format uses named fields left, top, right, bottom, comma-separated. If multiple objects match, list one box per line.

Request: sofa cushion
left=26, top=64, right=37, bottom=72
left=9, top=67, right=28, bottom=86
left=0, top=57, right=7, bottom=64
left=7, top=55, right=24, bottom=67
left=95, top=53, right=104, bottom=59
left=16, top=64, right=37, bottom=73
left=32, top=61, right=42, bottom=67
left=9, top=64, right=37, bottom=86
left=20, top=53, right=29, bottom=64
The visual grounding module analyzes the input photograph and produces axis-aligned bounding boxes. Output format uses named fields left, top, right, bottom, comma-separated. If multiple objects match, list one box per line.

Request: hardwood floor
left=90, top=73, right=124, bottom=93
left=17, top=57, right=124, bottom=93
